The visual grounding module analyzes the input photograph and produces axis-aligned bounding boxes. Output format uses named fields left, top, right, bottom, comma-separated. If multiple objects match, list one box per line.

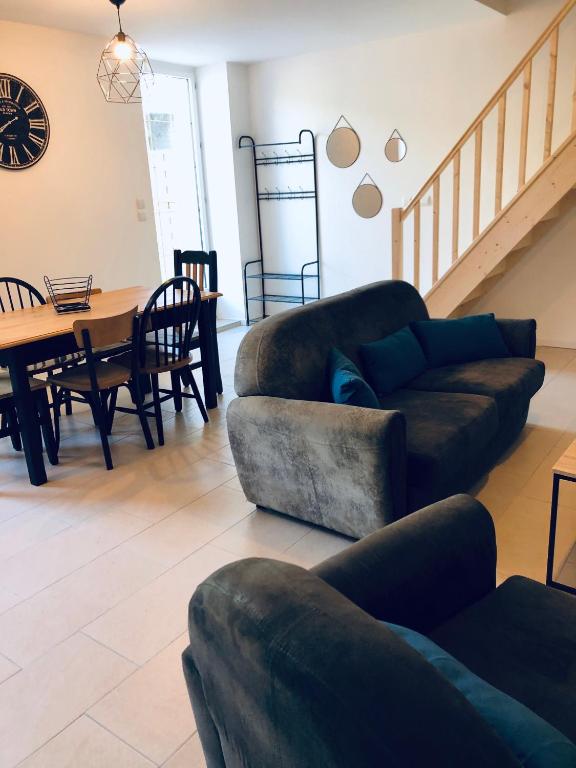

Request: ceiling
left=0, top=0, right=507, bottom=65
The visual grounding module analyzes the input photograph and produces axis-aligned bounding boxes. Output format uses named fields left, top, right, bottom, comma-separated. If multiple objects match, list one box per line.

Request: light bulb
left=114, top=37, right=133, bottom=61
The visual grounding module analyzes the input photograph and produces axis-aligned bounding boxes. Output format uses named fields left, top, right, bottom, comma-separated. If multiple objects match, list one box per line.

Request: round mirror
left=352, top=176, right=382, bottom=219
left=326, top=121, right=360, bottom=168
left=385, top=130, right=407, bottom=163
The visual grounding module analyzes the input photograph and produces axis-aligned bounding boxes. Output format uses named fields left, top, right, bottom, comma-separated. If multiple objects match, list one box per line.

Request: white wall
left=470, top=203, right=576, bottom=347
left=245, top=0, right=566, bottom=303
left=0, top=21, right=160, bottom=293
left=196, top=62, right=256, bottom=321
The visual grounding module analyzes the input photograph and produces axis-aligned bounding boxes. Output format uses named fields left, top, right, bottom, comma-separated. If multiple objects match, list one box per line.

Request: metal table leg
left=6, top=349, right=47, bottom=486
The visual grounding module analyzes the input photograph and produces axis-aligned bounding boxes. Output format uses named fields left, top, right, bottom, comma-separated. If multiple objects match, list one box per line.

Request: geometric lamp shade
left=97, top=33, right=153, bottom=104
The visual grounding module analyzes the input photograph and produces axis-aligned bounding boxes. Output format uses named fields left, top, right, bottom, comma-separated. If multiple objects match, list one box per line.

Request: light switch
left=137, top=211, right=147, bottom=222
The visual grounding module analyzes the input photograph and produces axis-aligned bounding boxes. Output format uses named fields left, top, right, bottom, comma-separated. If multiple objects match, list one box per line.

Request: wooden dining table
left=0, top=286, right=222, bottom=486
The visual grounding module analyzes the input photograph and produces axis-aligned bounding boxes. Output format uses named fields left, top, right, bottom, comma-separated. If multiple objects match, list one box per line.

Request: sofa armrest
left=496, top=318, right=536, bottom=358
left=227, top=396, right=407, bottom=538
left=313, top=494, right=496, bottom=632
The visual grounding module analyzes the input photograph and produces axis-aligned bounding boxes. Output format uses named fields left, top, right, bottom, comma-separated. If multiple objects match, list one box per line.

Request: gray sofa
left=228, top=281, right=544, bottom=538
left=183, top=495, right=576, bottom=767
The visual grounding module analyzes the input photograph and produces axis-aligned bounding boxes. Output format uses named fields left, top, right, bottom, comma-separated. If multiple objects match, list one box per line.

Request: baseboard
left=537, top=336, right=576, bottom=350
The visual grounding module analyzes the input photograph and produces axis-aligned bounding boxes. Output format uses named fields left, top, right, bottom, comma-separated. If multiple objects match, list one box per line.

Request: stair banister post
left=391, top=208, right=403, bottom=280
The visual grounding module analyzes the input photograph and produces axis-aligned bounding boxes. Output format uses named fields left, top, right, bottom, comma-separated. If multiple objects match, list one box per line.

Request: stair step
left=541, top=203, right=562, bottom=221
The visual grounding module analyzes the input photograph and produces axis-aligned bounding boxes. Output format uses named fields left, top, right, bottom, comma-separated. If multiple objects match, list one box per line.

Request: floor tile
left=0, top=507, right=71, bottom=562
left=0, top=633, right=134, bottom=767
left=18, top=716, right=155, bottom=768
left=163, top=733, right=206, bottom=768
left=84, top=545, right=237, bottom=665
left=0, top=546, right=167, bottom=667
left=0, top=652, right=19, bottom=684
left=89, top=634, right=195, bottom=765
left=212, top=507, right=311, bottom=558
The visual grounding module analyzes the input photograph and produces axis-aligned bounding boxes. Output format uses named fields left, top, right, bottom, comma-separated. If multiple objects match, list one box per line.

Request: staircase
left=391, top=0, right=576, bottom=318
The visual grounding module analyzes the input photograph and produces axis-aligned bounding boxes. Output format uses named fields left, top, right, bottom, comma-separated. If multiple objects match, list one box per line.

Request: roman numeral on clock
left=0, top=79, right=10, bottom=99
left=22, top=144, right=34, bottom=162
left=9, top=146, right=20, bottom=166
left=28, top=133, right=44, bottom=149
left=29, top=118, right=46, bottom=132
left=24, top=100, right=39, bottom=115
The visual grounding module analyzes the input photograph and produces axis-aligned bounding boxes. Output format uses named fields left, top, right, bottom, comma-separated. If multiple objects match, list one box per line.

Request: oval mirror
left=352, top=174, right=382, bottom=219
left=326, top=117, right=361, bottom=168
left=385, top=130, right=407, bottom=163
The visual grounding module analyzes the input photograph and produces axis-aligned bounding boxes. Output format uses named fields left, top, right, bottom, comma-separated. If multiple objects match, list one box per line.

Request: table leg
left=199, top=300, right=217, bottom=409
left=546, top=473, right=560, bottom=586
left=6, top=350, right=47, bottom=486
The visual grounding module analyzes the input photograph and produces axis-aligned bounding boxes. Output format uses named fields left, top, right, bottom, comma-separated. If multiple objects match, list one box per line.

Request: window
left=142, top=73, right=207, bottom=280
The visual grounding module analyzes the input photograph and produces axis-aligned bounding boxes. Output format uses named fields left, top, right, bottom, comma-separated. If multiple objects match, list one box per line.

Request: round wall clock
left=0, top=74, right=50, bottom=170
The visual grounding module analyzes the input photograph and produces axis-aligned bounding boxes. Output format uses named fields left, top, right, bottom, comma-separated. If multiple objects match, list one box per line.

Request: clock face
left=0, top=74, right=50, bottom=170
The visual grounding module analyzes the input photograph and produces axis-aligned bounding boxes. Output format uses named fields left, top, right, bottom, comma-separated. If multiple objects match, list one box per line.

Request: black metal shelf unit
left=239, top=129, right=320, bottom=324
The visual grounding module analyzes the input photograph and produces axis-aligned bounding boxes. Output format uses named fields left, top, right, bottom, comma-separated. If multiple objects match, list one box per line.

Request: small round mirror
left=385, top=130, right=407, bottom=163
left=352, top=175, right=382, bottom=219
left=326, top=117, right=361, bottom=168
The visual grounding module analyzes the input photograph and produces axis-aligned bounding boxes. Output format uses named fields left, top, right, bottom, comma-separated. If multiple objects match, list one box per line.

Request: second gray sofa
left=228, top=280, right=544, bottom=538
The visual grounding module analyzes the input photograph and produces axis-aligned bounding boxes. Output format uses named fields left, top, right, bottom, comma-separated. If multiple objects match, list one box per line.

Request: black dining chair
left=110, top=277, right=208, bottom=446
left=0, top=372, right=58, bottom=465
left=46, top=307, right=154, bottom=470
left=0, top=277, right=84, bottom=415
left=174, top=250, right=223, bottom=396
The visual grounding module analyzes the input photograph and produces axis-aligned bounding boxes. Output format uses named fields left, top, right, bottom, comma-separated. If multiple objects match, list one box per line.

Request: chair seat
left=406, top=358, right=545, bottom=416
left=429, top=575, right=576, bottom=742
left=47, top=361, right=129, bottom=392
left=0, top=375, right=48, bottom=400
left=26, top=352, right=85, bottom=375
left=111, top=348, right=192, bottom=375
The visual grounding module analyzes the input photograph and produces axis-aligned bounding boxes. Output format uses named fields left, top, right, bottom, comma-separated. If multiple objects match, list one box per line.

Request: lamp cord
left=117, top=5, right=123, bottom=34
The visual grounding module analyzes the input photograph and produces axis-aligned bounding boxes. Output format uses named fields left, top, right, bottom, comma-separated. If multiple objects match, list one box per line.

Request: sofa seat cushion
left=378, top=389, right=499, bottom=493
left=406, top=358, right=545, bottom=415
left=429, top=576, right=576, bottom=743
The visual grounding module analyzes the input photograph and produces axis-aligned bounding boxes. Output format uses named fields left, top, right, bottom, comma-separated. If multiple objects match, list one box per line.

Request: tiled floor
left=0, top=330, right=575, bottom=766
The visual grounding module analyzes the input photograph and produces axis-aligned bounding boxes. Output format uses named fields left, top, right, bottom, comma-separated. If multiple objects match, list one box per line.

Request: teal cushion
left=359, top=326, right=427, bottom=397
left=384, top=622, right=576, bottom=768
left=328, top=348, right=379, bottom=409
left=411, top=314, right=510, bottom=368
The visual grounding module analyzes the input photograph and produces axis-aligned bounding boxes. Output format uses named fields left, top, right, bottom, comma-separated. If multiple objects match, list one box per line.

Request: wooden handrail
left=401, top=0, right=576, bottom=220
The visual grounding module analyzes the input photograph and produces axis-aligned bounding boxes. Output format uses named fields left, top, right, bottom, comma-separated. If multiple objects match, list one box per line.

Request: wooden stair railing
left=391, top=0, right=576, bottom=303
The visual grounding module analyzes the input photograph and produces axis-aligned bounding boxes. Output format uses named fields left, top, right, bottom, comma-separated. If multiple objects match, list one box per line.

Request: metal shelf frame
left=238, top=129, right=320, bottom=325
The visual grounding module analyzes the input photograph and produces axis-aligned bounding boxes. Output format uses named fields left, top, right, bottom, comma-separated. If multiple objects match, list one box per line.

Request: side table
left=546, top=438, right=576, bottom=595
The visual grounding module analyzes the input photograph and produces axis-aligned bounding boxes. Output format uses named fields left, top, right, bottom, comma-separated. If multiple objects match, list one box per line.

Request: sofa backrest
left=234, top=280, right=429, bottom=401
left=183, top=558, right=520, bottom=768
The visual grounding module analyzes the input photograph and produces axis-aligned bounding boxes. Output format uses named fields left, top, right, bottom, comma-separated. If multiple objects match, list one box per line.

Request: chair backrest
left=73, top=306, right=137, bottom=350
left=174, top=250, right=218, bottom=293
left=0, top=277, right=45, bottom=312
left=45, top=287, right=102, bottom=304
left=138, top=277, right=201, bottom=372
left=235, top=280, right=430, bottom=402
left=184, top=558, right=520, bottom=768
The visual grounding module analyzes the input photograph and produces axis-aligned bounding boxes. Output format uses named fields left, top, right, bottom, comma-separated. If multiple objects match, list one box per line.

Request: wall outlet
left=136, top=198, right=146, bottom=210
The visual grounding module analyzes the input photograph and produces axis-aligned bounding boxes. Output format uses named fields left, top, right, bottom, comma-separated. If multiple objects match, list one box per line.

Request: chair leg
left=188, top=371, right=209, bottom=423
left=62, top=365, right=74, bottom=416
left=37, top=390, right=59, bottom=466
left=171, top=370, right=183, bottom=413
left=89, top=392, right=114, bottom=470
left=107, top=388, right=118, bottom=435
left=132, top=379, right=155, bottom=451
left=180, top=366, right=194, bottom=388
left=151, top=373, right=165, bottom=446
left=7, top=407, right=22, bottom=451
left=51, top=387, right=62, bottom=451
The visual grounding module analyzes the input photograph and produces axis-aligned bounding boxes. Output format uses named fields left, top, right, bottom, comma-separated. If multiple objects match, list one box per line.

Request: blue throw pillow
left=359, top=326, right=427, bottom=397
left=384, top=622, right=576, bottom=768
left=328, top=348, right=379, bottom=409
left=411, top=314, right=510, bottom=368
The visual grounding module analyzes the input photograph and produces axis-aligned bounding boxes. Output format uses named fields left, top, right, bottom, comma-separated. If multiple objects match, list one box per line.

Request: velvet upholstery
left=407, top=358, right=545, bottom=416
left=184, top=495, right=576, bottom=767
left=228, top=280, right=543, bottom=538
left=430, top=576, right=576, bottom=743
